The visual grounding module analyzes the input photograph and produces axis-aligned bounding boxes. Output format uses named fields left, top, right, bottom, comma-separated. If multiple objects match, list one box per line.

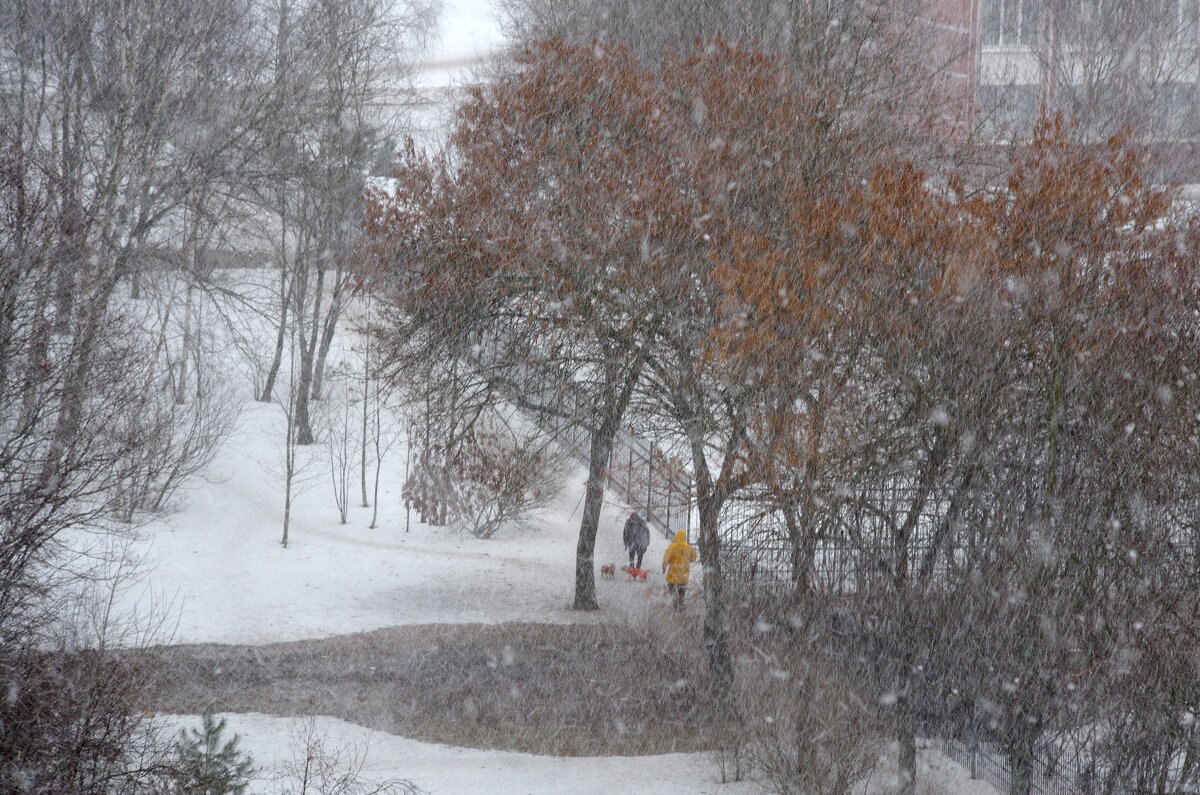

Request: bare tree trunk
left=282, top=465, right=293, bottom=548
left=292, top=264, right=324, bottom=445
left=0, top=285, right=17, bottom=399
left=573, top=421, right=617, bottom=610
left=895, top=643, right=918, bottom=795
left=192, top=292, right=205, bottom=401
left=369, top=398, right=385, bottom=530
left=294, top=333, right=316, bottom=445
left=1007, top=725, right=1036, bottom=795
left=175, top=208, right=202, bottom=405
left=20, top=272, right=51, bottom=424
left=573, top=359, right=644, bottom=610
left=784, top=501, right=819, bottom=598
left=361, top=340, right=370, bottom=508
left=54, top=72, right=82, bottom=336
left=310, top=268, right=344, bottom=401
left=282, top=367, right=297, bottom=548
left=696, top=488, right=733, bottom=706
left=175, top=279, right=194, bottom=405
left=42, top=270, right=122, bottom=486
left=260, top=267, right=290, bottom=402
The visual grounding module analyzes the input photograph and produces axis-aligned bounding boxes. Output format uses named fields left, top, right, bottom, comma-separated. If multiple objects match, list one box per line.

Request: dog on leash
left=600, top=563, right=616, bottom=579
left=621, top=565, right=648, bottom=581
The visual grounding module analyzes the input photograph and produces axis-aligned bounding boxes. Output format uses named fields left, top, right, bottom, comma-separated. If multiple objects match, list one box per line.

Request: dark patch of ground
left=141, top=621, right=721, bottom=756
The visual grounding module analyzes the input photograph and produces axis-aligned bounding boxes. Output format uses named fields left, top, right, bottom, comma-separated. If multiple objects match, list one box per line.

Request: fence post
left=665, top=478, right=672, bottom=533
left=970, top=739, right=978, bottom=779
left=646, top=444, right=654, bottom=525
left=628, top=447, right=633, bottom=502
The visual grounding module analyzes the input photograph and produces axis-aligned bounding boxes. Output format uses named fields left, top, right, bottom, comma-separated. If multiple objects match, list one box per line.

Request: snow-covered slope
left=127, top=399, right=680, bottom=645
left=164, top=713, right=998, bottom=795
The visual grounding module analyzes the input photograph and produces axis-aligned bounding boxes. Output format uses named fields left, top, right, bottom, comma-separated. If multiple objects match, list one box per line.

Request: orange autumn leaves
left=367, top=38, right=1194, bottom=430
left=713, top=116, right=1193, bottom=390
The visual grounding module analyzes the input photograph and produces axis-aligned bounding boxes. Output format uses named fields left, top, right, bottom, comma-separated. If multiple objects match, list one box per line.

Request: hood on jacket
left=673, top=530, right=686, bottom=544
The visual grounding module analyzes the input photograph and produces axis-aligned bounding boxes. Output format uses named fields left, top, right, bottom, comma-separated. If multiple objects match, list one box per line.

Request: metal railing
left=502, top=356, right=690, bottom=542
left=938, top=736, right=1091, bottom=795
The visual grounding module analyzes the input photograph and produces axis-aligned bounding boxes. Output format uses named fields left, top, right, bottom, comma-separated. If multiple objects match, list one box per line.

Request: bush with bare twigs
left=732, top=650, right=884, bottom=795
left=268, top=718, right=423, bottom=795
left=405, top=418, right=565, bottom=539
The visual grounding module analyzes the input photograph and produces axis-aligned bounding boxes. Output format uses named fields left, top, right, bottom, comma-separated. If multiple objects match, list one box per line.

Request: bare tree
left=269, top=718, right=424, bottom=794
left=0, top=114, right=209, bottom=790
left=936, top=121, right=1200, bottom=795
left=255, top=0, right=435, bottom=448
left=321, top=365, right=360, bottom=524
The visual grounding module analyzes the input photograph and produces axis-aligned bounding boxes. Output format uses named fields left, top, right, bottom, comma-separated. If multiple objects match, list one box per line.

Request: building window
left=981, top=0, right=1042, bottom=47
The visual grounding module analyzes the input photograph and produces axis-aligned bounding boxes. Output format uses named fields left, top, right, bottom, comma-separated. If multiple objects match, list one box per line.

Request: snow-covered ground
left=164, top=713, right=757, bottom=795
left=127, top=401, right=678, bottom=646
left=135, top=394, right=998, bottom=793
left=123, top=268, right=997, bottom=794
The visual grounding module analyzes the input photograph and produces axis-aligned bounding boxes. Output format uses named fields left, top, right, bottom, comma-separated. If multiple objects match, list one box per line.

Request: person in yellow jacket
left=661, top=530, right=697, bottom=610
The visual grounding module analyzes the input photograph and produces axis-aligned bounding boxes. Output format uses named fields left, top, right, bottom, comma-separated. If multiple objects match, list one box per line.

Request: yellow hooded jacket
left=661, top=530, right=697, bottom=585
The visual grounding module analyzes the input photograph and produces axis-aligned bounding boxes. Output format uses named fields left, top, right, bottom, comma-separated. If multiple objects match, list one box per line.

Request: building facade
left=926, top=0, right=1200, bottom=174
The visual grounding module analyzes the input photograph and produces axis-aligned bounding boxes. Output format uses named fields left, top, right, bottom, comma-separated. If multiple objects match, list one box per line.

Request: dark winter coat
left=622, top=512, right=650, bottom=553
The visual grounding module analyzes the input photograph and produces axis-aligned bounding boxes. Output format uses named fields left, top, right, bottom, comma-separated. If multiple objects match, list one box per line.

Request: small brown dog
left=600, top=564, right=616, bottom=580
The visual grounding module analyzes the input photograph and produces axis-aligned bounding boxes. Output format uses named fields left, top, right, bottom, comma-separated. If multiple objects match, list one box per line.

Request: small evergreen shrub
left=171, top=711, right=255, bottom=795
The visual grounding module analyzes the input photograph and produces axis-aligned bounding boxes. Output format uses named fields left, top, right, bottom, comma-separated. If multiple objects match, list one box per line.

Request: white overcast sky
left=433, top=0, right=507, bottom=66
left=418, top=0, right=508, bottom=87
left=407, top=0, right=509, bottom=144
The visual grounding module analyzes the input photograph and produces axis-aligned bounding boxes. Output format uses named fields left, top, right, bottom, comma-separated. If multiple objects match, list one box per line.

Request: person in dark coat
left=622, top=511, right=650, bottom=569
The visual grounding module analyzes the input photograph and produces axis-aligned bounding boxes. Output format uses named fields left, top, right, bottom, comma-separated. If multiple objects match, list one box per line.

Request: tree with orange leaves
left=637, top=39, right=862, bottom=705
left=941, top=119, right=1200, bottom=795
left=639, top=30, right=966, bottom=720
left=722, top=156, right=1002, bottom=794
left=370, top=40, right=684, bottom=610
left=716, top=115, right=1200, bottom=794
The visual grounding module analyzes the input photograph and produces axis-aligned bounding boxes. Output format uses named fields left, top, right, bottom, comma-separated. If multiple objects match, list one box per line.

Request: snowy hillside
left=126, top=401, right=674, bottom=645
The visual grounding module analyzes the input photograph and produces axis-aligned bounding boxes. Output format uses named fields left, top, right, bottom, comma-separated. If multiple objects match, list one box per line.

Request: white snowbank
left=164, top=713, right=997, bottom=795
